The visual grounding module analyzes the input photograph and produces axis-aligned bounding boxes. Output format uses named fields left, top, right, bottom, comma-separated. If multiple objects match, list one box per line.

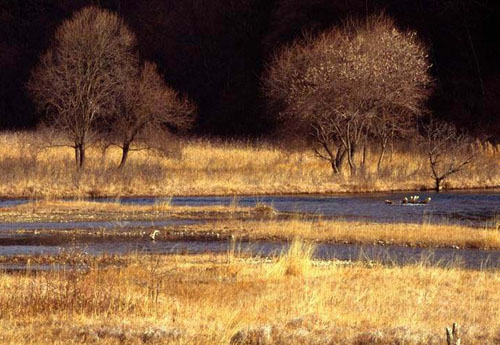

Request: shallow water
left=0, top=239, right=498, bottom=270
left=0, top=219, right=200, bottom=231
left=0, top=191, right=498, bottom=270
left=1, top=190, right=498, bottom=227
left=112, top=190, right=500, bottom=227
left=0, top=199, right=28, bottom=208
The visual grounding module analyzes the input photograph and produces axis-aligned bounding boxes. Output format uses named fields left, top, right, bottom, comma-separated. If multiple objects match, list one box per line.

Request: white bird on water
left=150, top=230, right=160, bottom=241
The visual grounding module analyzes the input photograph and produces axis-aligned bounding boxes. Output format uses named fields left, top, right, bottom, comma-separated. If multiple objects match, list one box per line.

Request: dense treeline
left=1, top=0, right=499, bottom=139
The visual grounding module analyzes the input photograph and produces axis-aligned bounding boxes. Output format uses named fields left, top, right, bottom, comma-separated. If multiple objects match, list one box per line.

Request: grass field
left=0, top=131, right=498, bottom=198
left=0, top=248, right=498, bottom=345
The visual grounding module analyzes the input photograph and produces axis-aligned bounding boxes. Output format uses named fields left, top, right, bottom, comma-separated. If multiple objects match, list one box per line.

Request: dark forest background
left=1, top=0, right=499, bottom=139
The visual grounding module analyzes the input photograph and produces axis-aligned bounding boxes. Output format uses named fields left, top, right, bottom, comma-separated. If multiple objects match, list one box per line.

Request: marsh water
left=0, top=190, right=498, bottom=270
left=0, top=237, right=498, bottom=270
left=1, top=190, right=498, bottom=227
left=0, top=219, right=199, bottom=231
left=109, top=190, right=500, bottom=227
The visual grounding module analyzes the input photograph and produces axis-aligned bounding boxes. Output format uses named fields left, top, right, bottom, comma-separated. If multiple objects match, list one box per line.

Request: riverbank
left=0, top=132, right=498, bottom=198
left=0, top=251, right=498, bottom=345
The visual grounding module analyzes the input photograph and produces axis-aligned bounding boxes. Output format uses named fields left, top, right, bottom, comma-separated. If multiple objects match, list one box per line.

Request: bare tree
left=111, top=62, right=195, bottom=168
left=27, top=6, right=138, bottom=169
left=263, top=14, right=433, bottom=175
left=422, top=119, right=475, bottom=192
left=370, top=109, right=418, bottom=171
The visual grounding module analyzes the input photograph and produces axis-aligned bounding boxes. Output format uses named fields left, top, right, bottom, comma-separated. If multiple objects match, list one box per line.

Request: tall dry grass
left=0, top=252, right=498, bottom=344
left=268, top=238, right=316, bottom=278
left=196, top=218, right=500, bottom=250
left=0, top=131, right=498, bottom=198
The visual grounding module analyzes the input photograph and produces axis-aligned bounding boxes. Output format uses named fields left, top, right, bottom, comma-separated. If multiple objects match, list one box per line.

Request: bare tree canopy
left=422, top=119, right=475, bottom=192
left=27, top=6, right=138, bottom=169
left=263, top=14, right=433, bottom=174
left=112, top=61, right=196, bottom=168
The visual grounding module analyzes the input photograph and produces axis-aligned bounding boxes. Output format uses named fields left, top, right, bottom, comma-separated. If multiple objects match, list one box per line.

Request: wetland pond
left=0, top=190, right=498, bottom=270
left=1, top=190, right=498, bottom=226
left=110, top=190, right=500, bottom=227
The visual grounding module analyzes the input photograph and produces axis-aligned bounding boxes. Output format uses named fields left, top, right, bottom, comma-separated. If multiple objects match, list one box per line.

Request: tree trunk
left=335, top=147, right=346, bottom=174
left=78, top=144, right=85, bottom=169
left=389, top=139, right=394, bottom=162
left=347, top=144, right=357, bottom=176
left=361, top=143, right=367, bottom=170
left=348, top=159, right=356, bottom=176
left=377, top=141, right=387, bottom=171
left=75, top=146, right=80, bottom=168
left=74, top=144, right=85, bottom=169
left=321, top=143, right=345, bottom=175
left=330, top=160, right=339, bottom=174
left=434, top=177, right=444, bottom=192
left=118, top=141, right=130, bottom=169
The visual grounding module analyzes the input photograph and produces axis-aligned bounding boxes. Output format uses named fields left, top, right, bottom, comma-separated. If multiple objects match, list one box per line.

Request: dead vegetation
left=188, top=218, right=500, bottom=250
left=0, top=132, right=498, bottom=198
left=0, top=250, right=498, bottom=344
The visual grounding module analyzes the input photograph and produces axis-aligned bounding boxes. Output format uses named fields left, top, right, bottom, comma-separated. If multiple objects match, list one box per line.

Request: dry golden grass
left=0, top=131, right=498, bottom=198
left=0, top=200, right=270, bottom=225
left=269, top=238, right=316, bottom=277
left=0, top=250, right=498, bottom=344
left=181, top=218, right=500, bottom=250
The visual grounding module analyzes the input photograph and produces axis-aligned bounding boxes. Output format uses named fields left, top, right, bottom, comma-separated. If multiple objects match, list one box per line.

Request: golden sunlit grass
left=202, top=218, right=500, bottom=250
left=8, top=199, right=237, bottom=215
left=0, top=249, right=498, bottom=344
left=268, top=238, right=316, bottom=278
left=0, top=131, right=498, bottom=198
left=0, top=199, right=260, bottom=223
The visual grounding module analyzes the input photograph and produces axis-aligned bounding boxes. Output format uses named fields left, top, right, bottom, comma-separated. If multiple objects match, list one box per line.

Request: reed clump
left=269, top=238, right=316, bottom=278
left=0, top=131, right=498, bottom=198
